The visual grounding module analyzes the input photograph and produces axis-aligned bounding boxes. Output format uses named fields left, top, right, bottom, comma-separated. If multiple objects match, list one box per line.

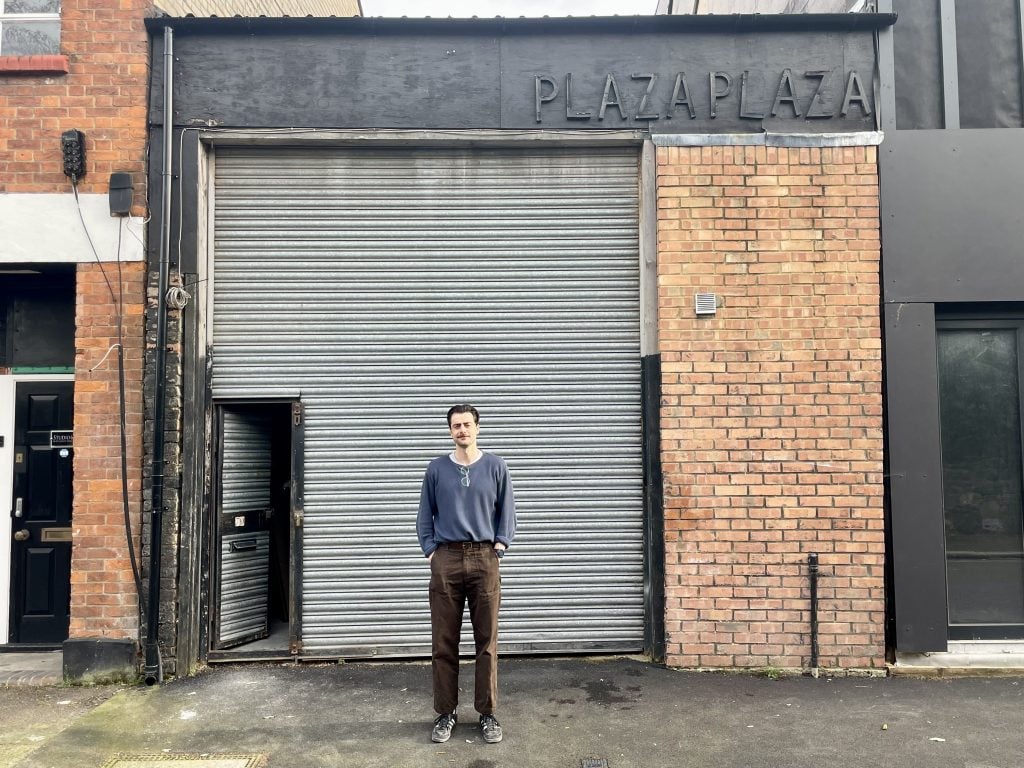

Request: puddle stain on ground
left=581, top=679, right=640, bottom=706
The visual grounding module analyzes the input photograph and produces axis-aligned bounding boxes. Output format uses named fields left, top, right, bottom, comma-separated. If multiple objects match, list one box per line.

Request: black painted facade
left=880, top=0, right=1024, bottom=653
left=144, top=14, right=893, bottom=674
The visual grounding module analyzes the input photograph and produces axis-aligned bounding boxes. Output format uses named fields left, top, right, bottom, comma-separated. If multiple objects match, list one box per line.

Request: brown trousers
left=429, top=542, right=501, bottom=715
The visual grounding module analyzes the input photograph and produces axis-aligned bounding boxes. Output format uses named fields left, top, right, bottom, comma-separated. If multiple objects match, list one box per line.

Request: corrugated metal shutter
left=216, top=410, right=272, bottom=647
left=218, top=532, right=270, bottom=645
left=211, top=146, right=644, bottom=657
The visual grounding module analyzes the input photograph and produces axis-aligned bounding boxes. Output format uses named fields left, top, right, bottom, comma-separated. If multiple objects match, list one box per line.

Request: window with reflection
left=937, top=318, right=1024, bottom=637
left=0, top=0, right=60, bottom=56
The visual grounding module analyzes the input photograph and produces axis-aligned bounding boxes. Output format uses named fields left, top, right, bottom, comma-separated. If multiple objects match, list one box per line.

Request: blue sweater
left=417, top=453, right=517, bottom=557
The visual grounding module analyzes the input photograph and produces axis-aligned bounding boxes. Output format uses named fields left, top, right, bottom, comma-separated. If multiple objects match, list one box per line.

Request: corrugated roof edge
left=144, top=12, right=897, bottom=34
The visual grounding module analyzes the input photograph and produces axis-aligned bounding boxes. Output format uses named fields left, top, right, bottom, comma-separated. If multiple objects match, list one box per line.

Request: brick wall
left=142, top=272, right=184, bottom=675
left=657, top=144, right=885, bottom=671
left=0, top=0, right=151, bottom=210
left=70, top=261, right=146, bottom=638
left=2, top=0, right=153, bottom=643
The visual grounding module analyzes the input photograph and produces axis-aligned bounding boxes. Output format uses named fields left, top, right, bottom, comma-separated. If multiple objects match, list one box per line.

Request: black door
left=937, top=320, right=1024, bottom=639
left=10, top=381, right=74, bottom=645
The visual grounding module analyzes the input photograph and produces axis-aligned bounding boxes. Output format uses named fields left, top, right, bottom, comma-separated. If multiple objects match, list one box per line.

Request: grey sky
left=361, top=1, right=657, bottom=17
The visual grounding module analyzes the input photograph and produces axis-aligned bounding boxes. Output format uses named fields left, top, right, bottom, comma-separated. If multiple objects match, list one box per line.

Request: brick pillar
left=657, top=144, right=885, bottom=671
left=70, top=260, right=145, bottom=640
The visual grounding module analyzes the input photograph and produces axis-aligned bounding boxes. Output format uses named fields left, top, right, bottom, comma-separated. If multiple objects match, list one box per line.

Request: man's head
left=447, top=404, right=480, bottom=450
left=447, top=404, right=480, bottom=428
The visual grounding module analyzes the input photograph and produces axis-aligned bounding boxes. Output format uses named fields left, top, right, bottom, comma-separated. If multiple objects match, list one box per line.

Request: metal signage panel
left=50, top=430, right=73, bottom=448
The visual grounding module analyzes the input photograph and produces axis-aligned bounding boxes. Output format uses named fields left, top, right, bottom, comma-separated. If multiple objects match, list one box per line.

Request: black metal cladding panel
left=880, top=129, right=1024, bottom=304
left=883, top=302, right=948, bottom=652
left=892, top=0, right=943, bottom=130
left=955, top=0, right=1024, bottom=129
left=155, top=26, right=878, bottom=133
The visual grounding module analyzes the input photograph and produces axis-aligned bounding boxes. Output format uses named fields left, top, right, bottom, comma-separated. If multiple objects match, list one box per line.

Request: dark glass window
left=937, top=321, right=1024, bottom=636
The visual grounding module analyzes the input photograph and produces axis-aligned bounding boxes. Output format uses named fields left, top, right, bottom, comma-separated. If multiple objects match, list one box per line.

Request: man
left=417, top=404, right=516, bottom=745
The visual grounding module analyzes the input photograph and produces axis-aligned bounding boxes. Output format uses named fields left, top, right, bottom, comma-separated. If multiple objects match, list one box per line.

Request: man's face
left=449, top=412, right=479, bottom=449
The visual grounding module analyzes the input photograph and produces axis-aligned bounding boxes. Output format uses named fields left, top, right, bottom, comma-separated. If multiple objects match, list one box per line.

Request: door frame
left=207, top=398, right=304, bottom=660
left=936, top=315, right=1024, bottom=640
left=0, top=373, right=74, bottom=645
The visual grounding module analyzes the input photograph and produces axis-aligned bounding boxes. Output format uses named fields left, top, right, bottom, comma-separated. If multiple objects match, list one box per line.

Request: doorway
left=937, top=319, right=1024, bottom=639
left=209, top=401, right=302, bottom=658
left=8, top=380, right=74, bottom=646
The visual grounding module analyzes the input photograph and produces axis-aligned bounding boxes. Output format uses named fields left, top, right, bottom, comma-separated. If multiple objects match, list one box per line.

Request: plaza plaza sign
left=533, top=68, right=872, bottom=124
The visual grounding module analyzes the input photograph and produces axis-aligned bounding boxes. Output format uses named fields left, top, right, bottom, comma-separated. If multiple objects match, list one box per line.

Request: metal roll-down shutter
left=211, top=146, right=644, bottom=656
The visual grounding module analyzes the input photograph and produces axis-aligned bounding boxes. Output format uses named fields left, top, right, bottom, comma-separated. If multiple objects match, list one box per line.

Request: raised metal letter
left=598, top=74, right=626, bottom=121
left=668, top=73, right=696, bottom=119
left=770, top=69, right=802, bottom=118
left=709, top=71, right=732, bottom=119
left=631, top=73, right=660, bottom=120
left=840, top=70, right=872, bottom=117
left=804, top=70, right=834, bottom=119
left=565, top=73, right=592, bottom=121
left=535, top=75, right=559, bottom=123
left=739, top=71, right=765, bottom=120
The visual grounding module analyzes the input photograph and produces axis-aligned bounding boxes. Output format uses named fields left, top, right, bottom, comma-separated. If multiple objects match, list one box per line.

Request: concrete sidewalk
left=0, top=652, right=62, bottom=687
left=12, top=657, right=1024, bottom=768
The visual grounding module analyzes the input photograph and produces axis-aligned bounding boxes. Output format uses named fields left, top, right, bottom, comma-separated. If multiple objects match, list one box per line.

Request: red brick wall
left=657, top=144, right=885, bottom=671
left=0, top=0, right=150, bottom=210
left=69, top=261, right=146, bottom=638
left=1, top=0, right=152, bottom=641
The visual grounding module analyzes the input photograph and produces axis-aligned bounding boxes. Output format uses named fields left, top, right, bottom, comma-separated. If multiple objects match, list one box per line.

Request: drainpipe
left=144, top=24, right=174, bottom=686
left=808, top=552, right=820, bottom=677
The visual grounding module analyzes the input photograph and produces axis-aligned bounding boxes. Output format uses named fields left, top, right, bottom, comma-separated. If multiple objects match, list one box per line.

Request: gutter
left=143, top=13, right=897, bottom=36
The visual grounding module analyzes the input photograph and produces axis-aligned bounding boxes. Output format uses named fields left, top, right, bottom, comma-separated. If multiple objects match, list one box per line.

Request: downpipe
left=144, top=24, right=174, bottom=686
left=808, top=552, right=820, bottom=678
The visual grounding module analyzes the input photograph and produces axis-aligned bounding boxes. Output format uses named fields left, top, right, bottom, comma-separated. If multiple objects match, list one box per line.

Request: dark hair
left=447, top=403, right=480, bottom=427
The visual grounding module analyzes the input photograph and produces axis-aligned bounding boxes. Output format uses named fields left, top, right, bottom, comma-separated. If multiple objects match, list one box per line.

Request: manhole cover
left=101, top=755, right=267, bottom=768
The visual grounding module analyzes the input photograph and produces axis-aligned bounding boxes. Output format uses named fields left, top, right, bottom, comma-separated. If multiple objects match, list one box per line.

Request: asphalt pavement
left=7, top=656, right=1024, bottom=768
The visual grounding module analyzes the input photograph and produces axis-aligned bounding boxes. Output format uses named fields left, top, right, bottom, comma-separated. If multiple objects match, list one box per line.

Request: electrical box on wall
left=108, top=172, right=133, bottom=216
left=61, top=129, right=86, bottom=181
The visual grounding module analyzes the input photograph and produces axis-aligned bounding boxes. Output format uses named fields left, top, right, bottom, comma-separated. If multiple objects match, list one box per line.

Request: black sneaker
left=479, top=713, right=503, bottom=743
left=431, top=712, right=457, bottom=743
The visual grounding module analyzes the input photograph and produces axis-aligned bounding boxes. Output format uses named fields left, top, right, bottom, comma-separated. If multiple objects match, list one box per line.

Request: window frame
left=0, top=0, right=61, bottom=58
left=936, top=311, right=1024, bottom=640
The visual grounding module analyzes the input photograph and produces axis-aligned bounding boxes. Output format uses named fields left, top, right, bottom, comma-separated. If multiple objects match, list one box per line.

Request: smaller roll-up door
left=211, top=146, right=644, bottom=656
left=214, top=409, right=273, bottom=649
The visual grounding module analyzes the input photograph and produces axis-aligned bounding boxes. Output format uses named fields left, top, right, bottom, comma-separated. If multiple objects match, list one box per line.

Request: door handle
left=14, top=497, right=23, bottom=518
left=13, top=529, right=29, bottom=542
left=229, top=539, right=259, bottom=552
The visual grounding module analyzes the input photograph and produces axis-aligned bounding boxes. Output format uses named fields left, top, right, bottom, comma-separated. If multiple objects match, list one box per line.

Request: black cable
left=116, top=219, right=144, bottom=597
left=72, top=181, right=117, bottom=305
left=71, top=180, right=144, bottom=600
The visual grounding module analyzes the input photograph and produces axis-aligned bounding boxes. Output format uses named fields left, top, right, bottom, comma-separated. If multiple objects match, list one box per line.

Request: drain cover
left=101, top=755, right=267, bottom=768
left=582, top=760, right=609, bottom=768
